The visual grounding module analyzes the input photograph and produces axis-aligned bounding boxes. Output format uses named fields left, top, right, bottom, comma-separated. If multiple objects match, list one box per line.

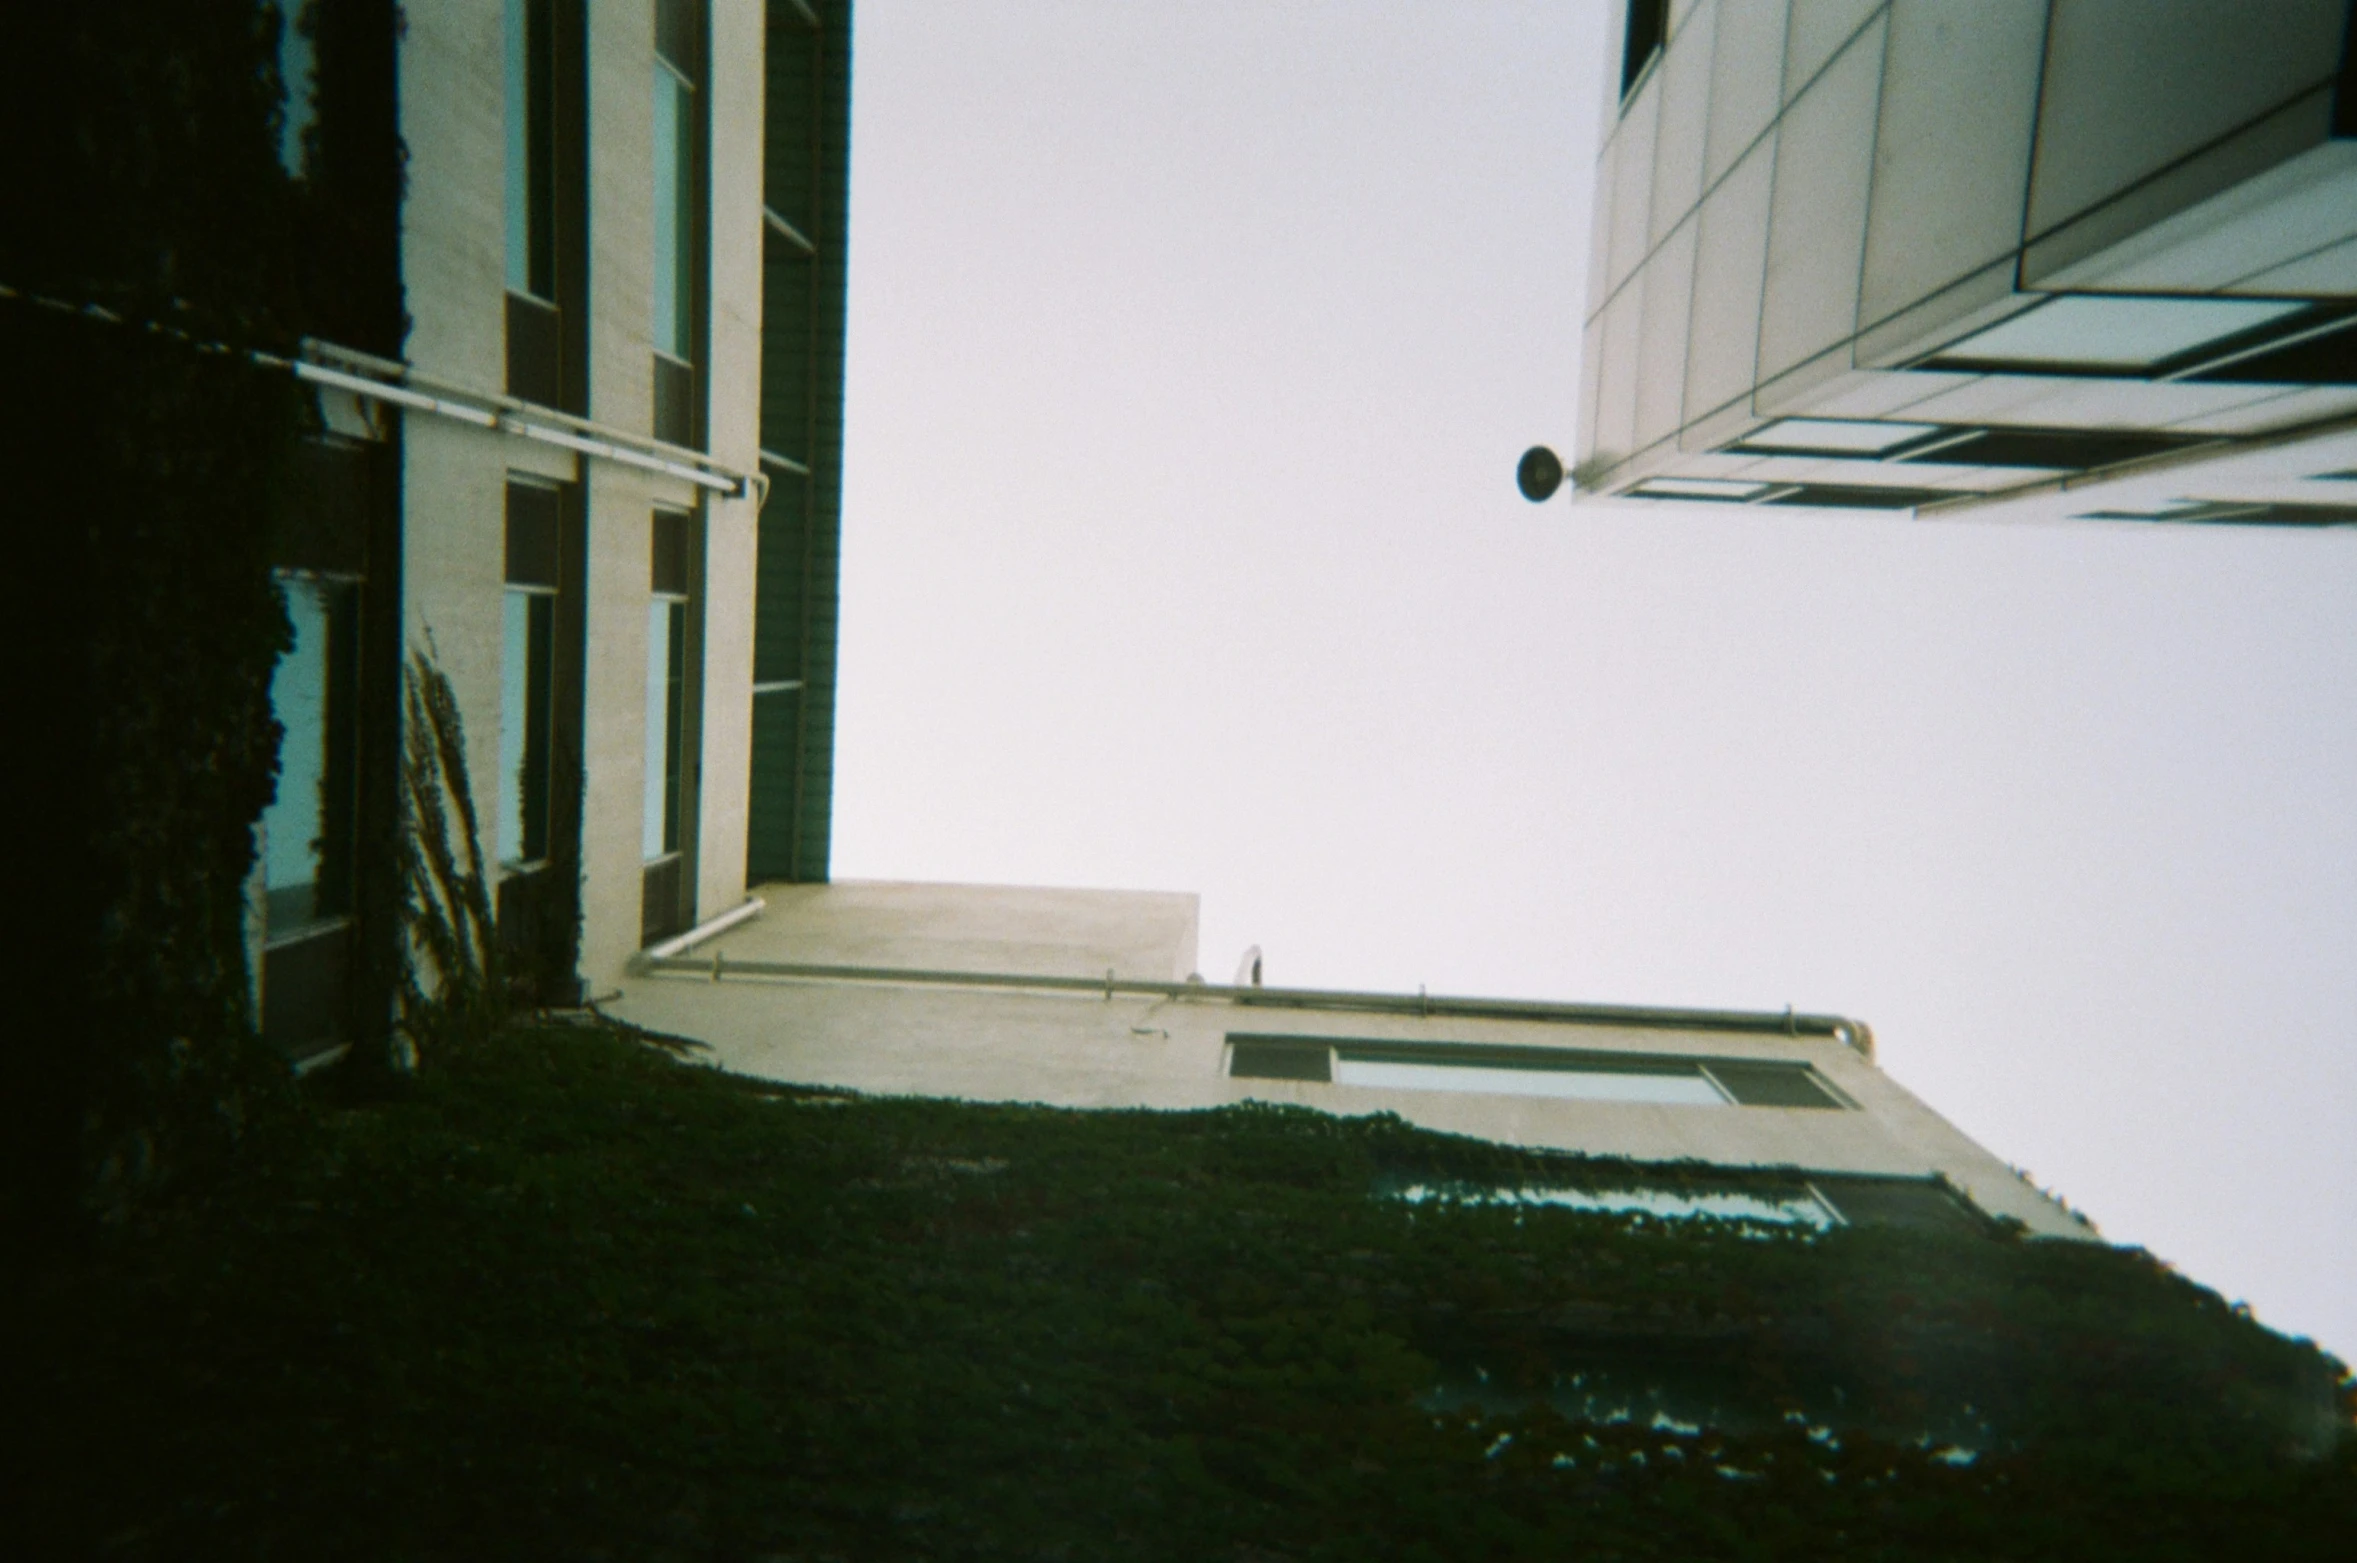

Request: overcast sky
left=829, top=1, right=2357, bottom=1363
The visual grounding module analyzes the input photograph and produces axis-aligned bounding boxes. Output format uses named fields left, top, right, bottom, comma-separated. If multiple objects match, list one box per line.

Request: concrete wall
left=1574, top=0, right=2357, bottom=503
left=603, top=888, right=2088, bottom=1239
left=735, top=881, right=1204, bottom=983
left=397, top=1, right=768, bottom=992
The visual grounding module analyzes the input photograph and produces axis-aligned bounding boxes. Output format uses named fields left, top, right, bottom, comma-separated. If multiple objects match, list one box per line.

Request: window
left=1227, top=1036, right=1849, bottom=1110
left=643, top=512, right=690, bottom=863
left=652, top=0, right=703, bottom=446
left=505, top=0, right=555, bottom=302
left=262, top=574, right=358, bottom=937
left=506, top=0, right=564, bottom=405
left=1757, top=484, right=1954, bottom=510
left=1923, top=295, right=2306, bottom=374
left=1895, top=427, right=2198, bottom=471
left=1620, top=0, right=1668, bottom=98
left=1621, top=477, right=1773, bottom=502
left=501, top=483, right=562, bottom=866
left=1730, top=418, right=1944, bottom=457
left=270, top=0, right=316, bottom=180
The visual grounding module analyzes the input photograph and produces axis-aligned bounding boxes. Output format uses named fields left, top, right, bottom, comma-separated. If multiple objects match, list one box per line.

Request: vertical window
left=271, top=0, right=317, bottom=180
left=502, top=483, right=562, bottom=867
left=643, top=512, right=690, bottom=861
left=506, top=0, right=556, bottom=301
left=651, top=0, right=702, bottom=445
left=262, top=574, right=358, bottom=935
left=1621, top=0, right=1667, bottom=97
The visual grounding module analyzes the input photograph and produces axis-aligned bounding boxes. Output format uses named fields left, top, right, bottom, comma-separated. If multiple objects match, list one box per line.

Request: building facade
left=609, top=882, right=2098, bottom=1239
left=1556, top=0, right=2357, bottom=526
left=252, top=0, right=851, bottom=1059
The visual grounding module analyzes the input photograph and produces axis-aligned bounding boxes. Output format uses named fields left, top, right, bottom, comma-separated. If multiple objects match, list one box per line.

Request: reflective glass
left=500, top=589, right=532, bottom=863
left=1627, top=477, right=1769, bottom=500
left=1739, top=418, right=1941, bottom=454
left=1939, top=295, right=2305, bottom=370
left=504, top=0, right=529, bottom=294
left=652, top=65, right=696, bottom=361
left=1333, top=1056, right=1729, bottom=1106
left=643, top=598, right=677, bottom=860
left=263, top=579, right=330, bottom=922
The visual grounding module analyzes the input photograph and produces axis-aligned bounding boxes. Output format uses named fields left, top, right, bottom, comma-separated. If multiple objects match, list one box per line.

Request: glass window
left=1624, top=477, right=1771, bottom=501
left=1931, top=295, right=2305, bottom=372
left=1620, top=0, right=1668, bottom=97
left=271, top=0, right=316, bottom=180
left=1734, top=418, right=1943, bottom=455
left=1334, top=1055, right=1731, bottom=1106
left=262, top=576, right=356, bottom=936
left=500, top=587, right=556, bottom=865
left=642, top=595, right=687, bottom=860
left=506, top=0, right=555, bottom=300
left=651, top=61, right=696, bottom=363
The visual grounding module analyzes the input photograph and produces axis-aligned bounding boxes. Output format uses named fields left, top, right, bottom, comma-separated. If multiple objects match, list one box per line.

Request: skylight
left=1929, top=295, right=2306, bottom=371
left=1734, top=418, right=1941, bottom=455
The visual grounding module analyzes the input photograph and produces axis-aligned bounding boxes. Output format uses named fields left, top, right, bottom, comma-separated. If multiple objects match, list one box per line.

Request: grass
left=7, top=1020, right=2352, bottom=1561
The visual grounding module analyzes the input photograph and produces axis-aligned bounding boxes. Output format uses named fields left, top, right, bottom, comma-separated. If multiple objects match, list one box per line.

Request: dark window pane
left=653, top=352, right=696, bottom=445
left=641, top=853, right=686, bottom=945
left=2185, top=315, right=2357, bottom=385
left=1621, top=0, right=1667, bottom=96
left=1902, top=427, right=2201, bottom=470
left=651, top=510, right=690, bottom=594
left=1229, top=1039, right=1333, bottom=1082
left=506, top=291, right=563, bottom=408
left=655, top=0, right=699, bottom=81
left=505, top=481, right=563, bottom=587
left=1704, top=1061, right=1843, bottom=1109
left=1760, top=484, right=1957, bottom=510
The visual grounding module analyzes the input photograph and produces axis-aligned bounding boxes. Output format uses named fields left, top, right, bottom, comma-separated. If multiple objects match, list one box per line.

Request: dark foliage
left=0, top=1, right=403, bottom=1246
left=9, top=1024, right=2349, bottom=1560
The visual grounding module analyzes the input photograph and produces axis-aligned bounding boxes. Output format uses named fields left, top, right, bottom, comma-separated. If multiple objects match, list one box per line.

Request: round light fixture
left=1517, top=445, right=1564, bottom=502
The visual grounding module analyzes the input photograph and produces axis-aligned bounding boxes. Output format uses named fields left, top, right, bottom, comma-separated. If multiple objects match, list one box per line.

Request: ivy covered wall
left=0, top=0, right=403, bottom=1246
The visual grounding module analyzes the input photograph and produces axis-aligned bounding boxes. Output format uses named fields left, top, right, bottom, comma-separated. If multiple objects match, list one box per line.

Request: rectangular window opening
left=1729, top=418, right=1944, bottom=458
left=1923, top=295, right=2307, bottom=375
left=1620, top=0, right=1668, bottom=98
left=505, top=0, right=556, bottom=302
left=1228, top=1036, right=1847, bottom=1109
left=262, top=573, right=359, bottom=939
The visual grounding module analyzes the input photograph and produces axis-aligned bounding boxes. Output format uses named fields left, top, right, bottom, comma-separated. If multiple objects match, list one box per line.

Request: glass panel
left=500, top=589, right=532, bottom=863
left=273, top=0, right=315, bottom=179
left=651, top=65, right=696, bottom=362
left=1332, top=1056, right=1730, bottom=1105
left=505, top=0, right=529, bottom=294
left=501, top=590, right=555, bottom=866
left=643, top=597, right=674, bottom=860
left=262, top=579, right=330, bottom=931
left=1739, top=417, right=1941, bottom=454
left=1938, top=295, right=2305, bottom=370
left=1627, top=476, right=1769, bottom=500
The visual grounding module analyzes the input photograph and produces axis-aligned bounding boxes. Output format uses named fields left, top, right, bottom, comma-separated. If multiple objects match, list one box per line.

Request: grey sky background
left=829, top=1, right=2357, bottom=1361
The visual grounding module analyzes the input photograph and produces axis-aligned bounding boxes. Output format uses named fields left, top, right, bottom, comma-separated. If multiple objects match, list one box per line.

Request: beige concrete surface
left=604, top=890, right=2092, bottom=1240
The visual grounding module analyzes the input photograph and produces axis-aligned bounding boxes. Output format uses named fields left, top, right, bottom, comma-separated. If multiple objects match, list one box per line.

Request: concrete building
left=248, top=1, right=2096, bottom=1239
left=607, top=882, right=2097, bottom=1238
left=1544, top=0, right=2357, bottom=527
left=253, top=0, right=851, bottom=1055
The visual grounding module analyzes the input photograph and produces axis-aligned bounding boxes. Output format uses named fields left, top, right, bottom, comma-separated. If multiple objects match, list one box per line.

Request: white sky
left=830, top=1, right=2357, bottom=1363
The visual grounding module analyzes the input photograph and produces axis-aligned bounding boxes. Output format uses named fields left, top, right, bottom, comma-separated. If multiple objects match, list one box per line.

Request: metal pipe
left=639, top=897, right=769, bottom=963
left=632, top=952, right=1874, bottom=1055
left=295, top=339, right=756, bottom=497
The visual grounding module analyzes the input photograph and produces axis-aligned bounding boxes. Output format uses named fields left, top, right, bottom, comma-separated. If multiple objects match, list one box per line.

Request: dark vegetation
left=0, top=1, right=404, bottom=1246
left=8, top=1021, right=2350, bottom=1562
